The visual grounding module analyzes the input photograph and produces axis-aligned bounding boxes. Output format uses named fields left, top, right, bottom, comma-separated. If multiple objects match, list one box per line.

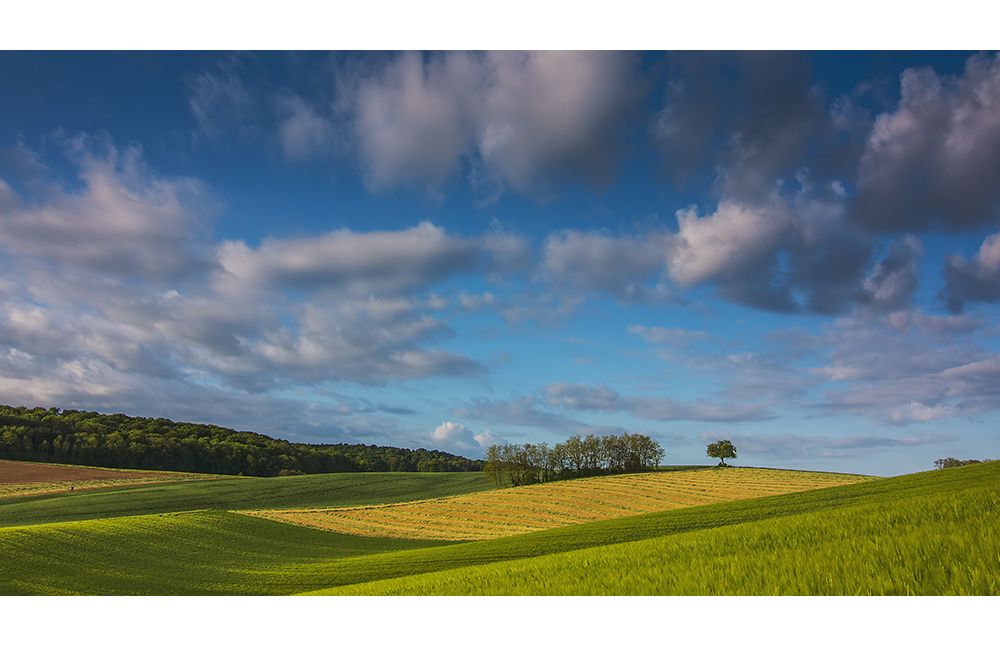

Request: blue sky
left=3, top=44, right=1000, bottom=476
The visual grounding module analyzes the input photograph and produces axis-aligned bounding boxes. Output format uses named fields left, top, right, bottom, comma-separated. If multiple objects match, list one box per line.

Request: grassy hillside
left=248, top=467, right=873, bottom=540
left=310, top=461, right=1000, bottom=595
left=0, top=511, right=460, bottom=595
left=2, top=462, right=992, bottom=595
left=0, top=470, right=493, bottom=528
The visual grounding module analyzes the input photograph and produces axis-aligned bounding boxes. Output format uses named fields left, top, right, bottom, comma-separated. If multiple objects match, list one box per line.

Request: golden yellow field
left=244, top=467, right=875, bottom=541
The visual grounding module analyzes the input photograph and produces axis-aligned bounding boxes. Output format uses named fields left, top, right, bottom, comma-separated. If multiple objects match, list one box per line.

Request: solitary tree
left=706, top=439, right=737, bottom=467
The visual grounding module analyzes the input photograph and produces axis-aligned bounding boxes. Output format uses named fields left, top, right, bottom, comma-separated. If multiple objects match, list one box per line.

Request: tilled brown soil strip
left=0, top=459, right=229, bottom=497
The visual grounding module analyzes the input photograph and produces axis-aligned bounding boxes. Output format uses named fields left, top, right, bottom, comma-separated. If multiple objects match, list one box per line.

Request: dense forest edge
left=0, top=404, right=483, bottom=477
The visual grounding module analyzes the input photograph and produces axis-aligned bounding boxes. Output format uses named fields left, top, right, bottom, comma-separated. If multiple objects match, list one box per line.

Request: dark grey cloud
left=852, top=53, right=1000, bottom=232
left=859, top=235, right=923, bottom=314
left=666, top=196, right=877, bottom=314
left=653, top=52, right=834, bottom=202
left=937, top=232, right=1000, bottom=313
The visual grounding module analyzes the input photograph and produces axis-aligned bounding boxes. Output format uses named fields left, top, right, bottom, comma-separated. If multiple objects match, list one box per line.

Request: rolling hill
left=3, top=459, right=994, bottom=595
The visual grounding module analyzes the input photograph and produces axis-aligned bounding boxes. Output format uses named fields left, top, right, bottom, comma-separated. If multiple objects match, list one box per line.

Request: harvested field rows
left=247, top=467, right=874, bottom=541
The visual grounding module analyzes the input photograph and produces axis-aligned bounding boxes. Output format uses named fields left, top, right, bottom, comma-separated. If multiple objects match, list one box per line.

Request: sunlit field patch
left=247, top=467, right=874, bottom=540
left=324, top=472, right=1000, bottom=596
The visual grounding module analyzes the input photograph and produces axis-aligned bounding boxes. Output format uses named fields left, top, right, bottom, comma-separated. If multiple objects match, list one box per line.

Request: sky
left=3, top=42, right=1000, bottom=476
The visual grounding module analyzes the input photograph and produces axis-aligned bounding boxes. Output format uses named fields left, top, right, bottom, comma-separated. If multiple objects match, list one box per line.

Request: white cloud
left=432, top=421, right=479, bottom=452
left=473, top=429, right=503, bottom=448
left=0, top=140, right=491, bottom=410
left=343, top=51, right=643, bottom=198
left=667, top=200, right=791, bottom=287
left=216, top=221, right=479, bottom=296
left=0, top=137, right=217, bottom=280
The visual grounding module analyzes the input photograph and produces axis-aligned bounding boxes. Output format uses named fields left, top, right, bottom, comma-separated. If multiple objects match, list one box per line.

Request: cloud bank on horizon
left=2, top=51, right=1000, bottom=476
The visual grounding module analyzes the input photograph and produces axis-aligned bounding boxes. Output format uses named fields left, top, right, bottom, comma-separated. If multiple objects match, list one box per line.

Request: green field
left=1, top=461, right=996, bottom=595
left=320, top=463, right=999, bottom=595
left=0, top=470, right=493, bottom=528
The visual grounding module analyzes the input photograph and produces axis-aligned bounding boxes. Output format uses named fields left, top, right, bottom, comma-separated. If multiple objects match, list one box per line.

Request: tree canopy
left=482, top=432, right=665, bottom=488
left=706, top=439, right=737, bottom=466
left=934, top=457, right=988, bottom=469
left=0, top=404, right=482, bottom=477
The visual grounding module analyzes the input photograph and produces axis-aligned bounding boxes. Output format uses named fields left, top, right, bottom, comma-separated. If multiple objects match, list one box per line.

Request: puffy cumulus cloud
left=668, top=201, right=792, bottom=288
left=937, top=231, right=1000, bottom=313
left=352, top=52, right=474, bottom=192
left=429, top=422, right=504, bottom=455
left=0, top=136, right=218, bottom=281
left=854, top=53, right=1000, bottom=232
left=472, top=429, right=504, bottom=449
left=343, top=51, right=644, bottom=198
left=542, top=230, right=665, bottom=302
left=216, top=221, right=479, bottom=296
left=431, top=421, right=480, bottom=453
left=665, top=196, right=875, bottom=314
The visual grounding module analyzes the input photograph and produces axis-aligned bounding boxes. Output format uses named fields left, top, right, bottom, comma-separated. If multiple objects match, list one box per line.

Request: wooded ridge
left=0, top=404, right=483, bottom=477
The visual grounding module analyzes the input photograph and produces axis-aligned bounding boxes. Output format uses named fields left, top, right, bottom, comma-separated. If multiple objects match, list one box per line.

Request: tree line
left=934, top=457, right=993, bottom=469
left=482, top=432, right=665, bottom=488
left=0, top=405, right=482, bottom=477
